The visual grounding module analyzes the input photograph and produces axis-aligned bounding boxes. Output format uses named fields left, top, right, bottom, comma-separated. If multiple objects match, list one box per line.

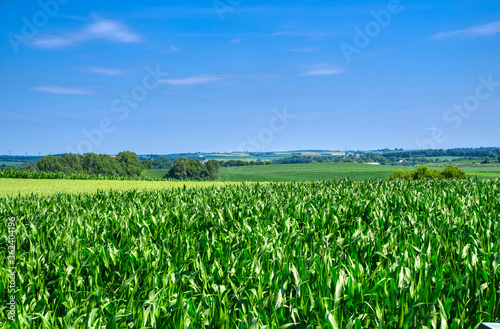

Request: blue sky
left=1, top=0, right=499, bottom=155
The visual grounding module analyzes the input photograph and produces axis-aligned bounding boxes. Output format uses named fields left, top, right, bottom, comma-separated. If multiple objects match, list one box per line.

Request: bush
left=441, top=166, right=466, bottom=179
left=388, top=171, right=413, bottom=180
left=389, top=166, right=467, bottom=180
left=414, top=166, right=441, bottom=180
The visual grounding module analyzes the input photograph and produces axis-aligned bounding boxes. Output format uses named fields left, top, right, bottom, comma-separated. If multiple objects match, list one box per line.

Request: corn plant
left=0, top=169, right=167, bottom=181
left=0, top=179, right=499, bottom=328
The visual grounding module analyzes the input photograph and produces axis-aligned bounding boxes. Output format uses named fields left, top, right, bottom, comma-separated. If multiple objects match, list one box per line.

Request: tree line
left=381, top=148, right=500, bottom=159
left=36, top=151, right=149, bottom=177
left=29, top=152, right=219, bottom=180
left=218, top=160, right=272, bottom=167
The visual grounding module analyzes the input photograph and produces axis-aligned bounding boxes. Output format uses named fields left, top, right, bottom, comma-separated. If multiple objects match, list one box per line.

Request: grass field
left=0, top=161, right=25, bottom=167
left=138, top=163, right=500, bottom=183
left=0, top=178, right=232, bottom=197
left=1, top=180, right=498, bottom=327
left=218, top=163, right=411, bottom=182
left=139, top=163, right=406, bottom=182
left=3, top=163, right=500, bottom=197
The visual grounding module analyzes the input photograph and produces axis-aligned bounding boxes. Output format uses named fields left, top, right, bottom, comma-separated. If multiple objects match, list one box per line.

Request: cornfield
left=0, top=169, right=166, bottom=181
left=1, top=179, right=499, bottom=328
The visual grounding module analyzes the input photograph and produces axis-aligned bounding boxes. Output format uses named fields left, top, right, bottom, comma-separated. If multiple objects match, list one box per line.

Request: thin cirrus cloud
left=31, top=85, right=92, bottom=95
left=301, top=64, right=344, bottom=76
left=159, top=75, right=225, bottom=86
left=433, top=21, right=500, bottom=39
left=82, top=66, right=129, bottom=76
left=272, top=31, right=327, bottom=37
left=302, top=69, right=344, bottom=76
left=159, top=73, right=281, bottom=86
left=31, top=18, right=141, bottom=48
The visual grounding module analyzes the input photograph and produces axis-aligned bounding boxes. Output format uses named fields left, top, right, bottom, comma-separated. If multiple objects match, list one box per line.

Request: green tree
left=166, top=158, right=218, bottom=181
left=62, top=153, right=84, bottom=173
left=152, top=157, right=173, bottom=169
left=441, top=166, right=466, bottom=179
left=96, top=154, right=125, bottom=176
left=389, top=171, right=413, bottom=180
left=19, top=163, right=36, bottom=171
left=115, top=151, right=144, bottom=177
left=390, top=166, right=466, bottom=180
left=186, top=159, right=209, bottom=180
left=141, top=159, right=153, bottom=170
left=205, top=160, right=220, bottom=179
left=37, top=155, right=64, bottom=172
left=83, top=153, right=101, bottom=174
left=167, top=158, right=188, bottom=180
left=413, top=166, right=441, bottom=180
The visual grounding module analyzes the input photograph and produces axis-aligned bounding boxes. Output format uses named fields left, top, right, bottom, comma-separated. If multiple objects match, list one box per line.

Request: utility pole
left=8, top=150, right=11, bottom=156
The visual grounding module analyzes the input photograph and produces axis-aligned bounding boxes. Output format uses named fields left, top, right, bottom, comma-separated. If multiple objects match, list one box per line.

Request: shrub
left=388, top=170, right=413, bottom=180
left=441, top=166, right=466, bottom=179
left=389, top=166, right=467, bottom=180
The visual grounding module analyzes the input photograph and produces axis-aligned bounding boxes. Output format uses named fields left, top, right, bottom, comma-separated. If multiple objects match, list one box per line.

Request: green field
left=3, top=163, right=500, bottom=197
left=0, top=161, right=25, bottom=167
left=138, top=162, right=500, bottom=183
left=1, top=180, right=498, bottom=327
left=139, top=163, right=406, bottom=182
left=218, top=162, right=402, bottom=181
left=0, top=178, right=232, bottom=197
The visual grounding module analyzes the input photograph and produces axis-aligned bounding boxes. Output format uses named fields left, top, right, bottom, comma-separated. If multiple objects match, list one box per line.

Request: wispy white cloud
left=159, top=75, right=224, bottom=86
left=288, top=47, right=318, bottom=52
left=81, top=66, right=129, bottom=76
left=300, top=63, right=344, bottom=76
left=433, top=21, right=500, bottom=39
left=159, top=73, right=281, bottom=86
left=32, top=18, right=141, bottom=48
left=230, top=39, right=241, bottom=44
left=272, top=31, right=327, bottom=37
left=302, top=69, right=344, bottom=76
left=31, top=85, right=92, bottom=95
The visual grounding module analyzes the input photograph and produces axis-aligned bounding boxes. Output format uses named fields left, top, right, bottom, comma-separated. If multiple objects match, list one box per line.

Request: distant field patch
left=0, top=161, right=25, bottom=166
left=466, top=172, right=500, bottom=178
left=459, top=166, right=500, bottom=173
left=218, top=162, right=410, bottom=182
